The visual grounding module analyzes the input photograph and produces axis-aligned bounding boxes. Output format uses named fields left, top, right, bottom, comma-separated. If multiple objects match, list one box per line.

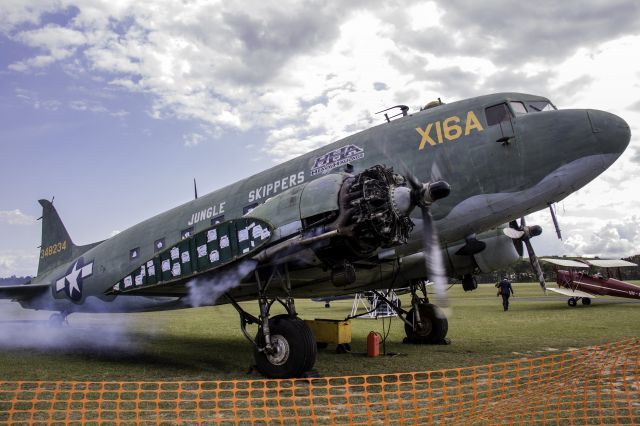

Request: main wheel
left=48, top=313, right=67, bottom=327
left=582, top=297, right=591, bottom=306
left=404, top=303, right=448, bottom=343
left=254, top=316, right=317, bottom=379
left=568, top=298, right=577, bottom=307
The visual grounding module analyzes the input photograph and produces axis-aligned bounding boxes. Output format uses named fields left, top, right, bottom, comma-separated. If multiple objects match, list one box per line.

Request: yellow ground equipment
left=305, top=319, right=352, bottom=353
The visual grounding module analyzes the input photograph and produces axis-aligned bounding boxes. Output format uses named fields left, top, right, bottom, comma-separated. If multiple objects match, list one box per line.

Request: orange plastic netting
left=1, top=338, right=638, bottom=425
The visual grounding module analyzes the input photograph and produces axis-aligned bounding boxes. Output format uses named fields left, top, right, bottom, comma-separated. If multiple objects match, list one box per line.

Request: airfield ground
left=0, top=282, right=638, bottom=381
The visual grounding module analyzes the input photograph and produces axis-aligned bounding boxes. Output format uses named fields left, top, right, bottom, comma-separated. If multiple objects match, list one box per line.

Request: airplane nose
left=586, top=109, right=631, bottom=155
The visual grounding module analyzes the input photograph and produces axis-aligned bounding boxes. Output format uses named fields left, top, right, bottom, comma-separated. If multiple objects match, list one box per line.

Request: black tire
left=270, top=315, right=317, bottom=372
left=568, top=298, right=577, bottom=307
left=404, top=303, right=448, bottom=343
left=291, top=318, right=317, bottom=373
left=254, top=316, right=316, bottom=379
left=582, top=297, right=591, bottom=306
left=48, top=313, right=66, bottom=327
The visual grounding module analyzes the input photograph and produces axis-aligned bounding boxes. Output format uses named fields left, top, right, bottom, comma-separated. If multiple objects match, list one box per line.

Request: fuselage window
left=181, top=227, right=193, bottom=239
left=243, top=203, right=258, bottom=215
left=211, top=215, right=225, bottom=225
left=154, top=238, right=165, bottom=252
left=485, top=103, right=512, bottom=126
left=510, top=101, right=527, bottom=115
left=130, top=247, right=140, bottom=261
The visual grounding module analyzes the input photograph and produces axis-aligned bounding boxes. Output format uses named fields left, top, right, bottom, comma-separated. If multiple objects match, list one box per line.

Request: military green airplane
left=1, top=92, right=630, bottom=378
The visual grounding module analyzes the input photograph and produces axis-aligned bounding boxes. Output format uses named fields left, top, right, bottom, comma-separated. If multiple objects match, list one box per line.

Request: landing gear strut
left=403, top=281, right=449, bottom=344
left=370, top=280, right=449, bottom=345
left=226, top=265, right=316, bottom=379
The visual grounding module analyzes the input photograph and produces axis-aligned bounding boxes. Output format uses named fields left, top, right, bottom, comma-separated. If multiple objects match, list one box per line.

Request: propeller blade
left=523, top=238, right=546, bottom=293
left=548, top=203, right=563, bottom=240
left=421, top=206, right=451, bottom=317
left=503, top=227, right=525, bottom=239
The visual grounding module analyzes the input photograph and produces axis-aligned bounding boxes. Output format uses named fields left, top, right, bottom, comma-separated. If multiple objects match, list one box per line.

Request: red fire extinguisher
left=367, top=331, right=381, bottom=357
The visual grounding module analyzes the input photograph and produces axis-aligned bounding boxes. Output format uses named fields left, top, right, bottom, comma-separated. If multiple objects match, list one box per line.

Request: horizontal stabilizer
left=0, top=283, right=49, bottom=300
left=547, top=287, right=596, bottom=298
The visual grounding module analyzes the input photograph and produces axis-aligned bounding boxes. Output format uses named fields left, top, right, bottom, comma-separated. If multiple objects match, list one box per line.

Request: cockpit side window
left=485, top=103, right=512, bottom=126
left=526, top=101, right=556, bottom=112
left=510, top=101, right=527, bottom=115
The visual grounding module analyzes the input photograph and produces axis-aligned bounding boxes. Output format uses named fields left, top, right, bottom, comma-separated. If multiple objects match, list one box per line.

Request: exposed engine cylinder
left=338, top=165, right=415, bottom=255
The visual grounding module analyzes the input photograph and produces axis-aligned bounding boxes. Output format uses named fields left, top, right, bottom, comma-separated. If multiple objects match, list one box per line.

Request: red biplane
left=542, top=258, right=639, bottom=306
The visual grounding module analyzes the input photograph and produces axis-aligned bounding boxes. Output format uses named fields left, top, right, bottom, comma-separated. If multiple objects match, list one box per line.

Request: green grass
left=0, top=282, right=638, bottom=381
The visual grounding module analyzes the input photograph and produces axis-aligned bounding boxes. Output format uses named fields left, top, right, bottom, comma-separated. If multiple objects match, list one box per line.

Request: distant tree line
left=0, top=276, right=32, bottom=285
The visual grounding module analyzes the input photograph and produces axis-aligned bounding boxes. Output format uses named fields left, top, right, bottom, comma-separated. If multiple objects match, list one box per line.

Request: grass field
left=0, top=282, right=638, bottom=382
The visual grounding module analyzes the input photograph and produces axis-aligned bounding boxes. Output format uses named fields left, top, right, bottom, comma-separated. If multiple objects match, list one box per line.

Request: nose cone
left=587, top=109, right=631, bottom=155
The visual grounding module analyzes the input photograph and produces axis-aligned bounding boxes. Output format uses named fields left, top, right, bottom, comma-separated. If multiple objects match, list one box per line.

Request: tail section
left=37, top=199, right=76, bottom=275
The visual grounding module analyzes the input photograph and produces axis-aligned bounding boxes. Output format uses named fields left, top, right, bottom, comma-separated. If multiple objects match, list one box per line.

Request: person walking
left=496, top=276, right=514, bottom=311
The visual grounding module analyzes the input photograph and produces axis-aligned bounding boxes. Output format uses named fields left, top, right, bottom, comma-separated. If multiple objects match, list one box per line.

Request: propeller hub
left=528, top=225, right=543, bottom=237
left=414, top=180, right=451, bottom=208
left=428, top=180, right=451, bottom=202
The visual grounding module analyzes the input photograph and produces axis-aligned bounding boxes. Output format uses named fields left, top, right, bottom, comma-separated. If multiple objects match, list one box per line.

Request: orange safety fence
left=1, top=338, right=638, bottom=425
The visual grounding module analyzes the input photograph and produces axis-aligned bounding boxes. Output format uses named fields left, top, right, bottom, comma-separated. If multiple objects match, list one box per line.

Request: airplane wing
left=547, top=287, right=596, bottom=298
left=540, top=258, right=590, bottom=268
left=0, top=283, right=49, bottom=300
left=584, top=259, right=638, bottom=268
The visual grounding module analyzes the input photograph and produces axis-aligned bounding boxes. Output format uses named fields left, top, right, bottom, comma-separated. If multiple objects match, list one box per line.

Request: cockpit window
left=510, top=101, right=527, bottom=115
left=526, top=101, right=555, bottom=112
left=485, top=103, right=512, bottom=126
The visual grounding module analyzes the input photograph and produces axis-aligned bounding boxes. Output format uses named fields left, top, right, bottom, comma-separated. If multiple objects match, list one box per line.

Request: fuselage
left=556, top=270, right=640, bottom=300
left=26, top=92, right=631, bottom=312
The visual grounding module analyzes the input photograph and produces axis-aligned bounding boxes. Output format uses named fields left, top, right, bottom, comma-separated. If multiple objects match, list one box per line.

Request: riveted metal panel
left=299, top=174, right=345, bottom=219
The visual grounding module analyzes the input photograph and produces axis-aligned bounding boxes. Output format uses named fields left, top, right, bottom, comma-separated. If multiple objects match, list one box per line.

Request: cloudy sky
left=1, top=1, right=640, bottom=277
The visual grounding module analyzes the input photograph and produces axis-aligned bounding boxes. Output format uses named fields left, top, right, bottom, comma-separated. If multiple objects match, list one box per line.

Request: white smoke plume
left=187, top=260, right=258, bottom=307
left=0, top=300, right=145, bottom=354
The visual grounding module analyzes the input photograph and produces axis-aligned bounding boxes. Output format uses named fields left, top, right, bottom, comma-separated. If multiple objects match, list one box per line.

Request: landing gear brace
left=225, top=264, right=317, bottom=378
left=371, top=280, right=449, bottom=345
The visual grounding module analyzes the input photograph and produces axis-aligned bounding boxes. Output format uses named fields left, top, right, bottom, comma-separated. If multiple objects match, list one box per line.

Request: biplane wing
left=584, top=259, right=638, bottom=268
left=540, top=258, right=590, bottom=268
left=546, top=287, right=596, bottom=298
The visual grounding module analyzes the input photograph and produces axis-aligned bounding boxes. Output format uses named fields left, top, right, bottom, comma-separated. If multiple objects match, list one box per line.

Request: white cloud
left=0, top=0, right=60, bottom=33
left=2, top=0, right=640, bottom=276
left=562, top=215, right=640, bottom=258
left=183, top=132, right=204, bottom=147
left=0, top=210, right=35, bottom=225
left=69, top=99, right=108, bottom=113
left=0, top=250, right=38, bottom=277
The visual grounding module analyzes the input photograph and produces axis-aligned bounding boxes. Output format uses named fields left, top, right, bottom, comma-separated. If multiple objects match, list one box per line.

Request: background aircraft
left=0, top=92, right=631, bottom=378
left=542, top=258, right=639, bottom=306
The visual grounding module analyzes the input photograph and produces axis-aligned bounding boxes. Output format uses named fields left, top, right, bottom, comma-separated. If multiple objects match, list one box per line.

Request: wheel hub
left=265, top=334, right=290, bottom=366
left=415, top=318, right=433, bottom=336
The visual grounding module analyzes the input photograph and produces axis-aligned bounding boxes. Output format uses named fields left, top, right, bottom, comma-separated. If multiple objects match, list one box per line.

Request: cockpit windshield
left=526, top=100, right=555, bottom=112
left=510, top=100, right=556, bottom=114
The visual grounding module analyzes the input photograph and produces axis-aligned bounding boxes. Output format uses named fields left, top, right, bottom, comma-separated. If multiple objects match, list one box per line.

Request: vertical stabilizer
left=37, top=199, right=76, bottom=275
